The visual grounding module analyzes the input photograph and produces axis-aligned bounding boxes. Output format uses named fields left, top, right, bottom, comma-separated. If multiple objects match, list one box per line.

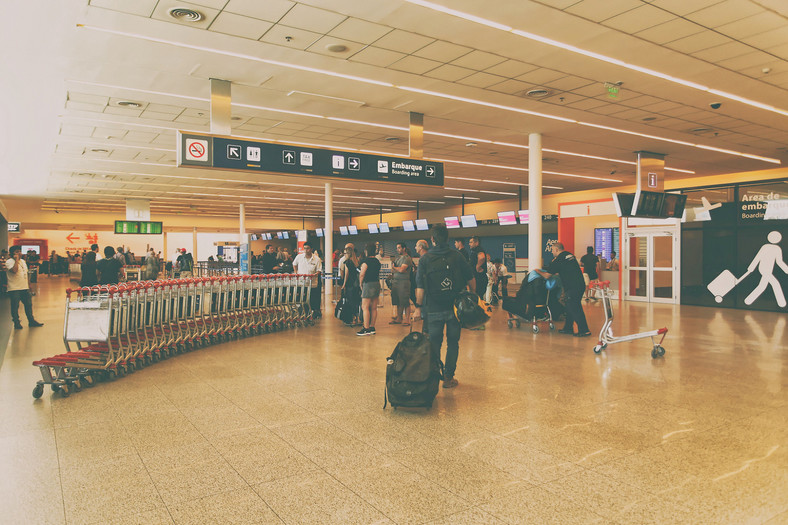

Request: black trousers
left=9, top=289, right=35, bottom=324
left=309, top=286, right=321, bottom=314
left=563, top=288, right=589, bottom=333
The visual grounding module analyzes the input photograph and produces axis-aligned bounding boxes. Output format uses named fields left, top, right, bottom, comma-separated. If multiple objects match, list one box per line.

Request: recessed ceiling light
left=385, top=137, right=402, bottom=142
left=642, top=117, right=657, bottom=122
left=231, top=116, right=243, bottom=121
left=326, top=44, right=348, bottom=53
left=524, top=88, right=550, bottom=98
left=690, top=127, right=714, bottom=134
left=465, top=142, right=477, bottom=147
left=90, top=148, right=109, bottom=153
left=168, top=7, right=204, bottom=22
left=117, top=101, right=141, bottom=108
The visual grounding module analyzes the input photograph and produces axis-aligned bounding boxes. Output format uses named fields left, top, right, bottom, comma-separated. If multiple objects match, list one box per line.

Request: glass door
left=623, top=227, right=680, bottom=304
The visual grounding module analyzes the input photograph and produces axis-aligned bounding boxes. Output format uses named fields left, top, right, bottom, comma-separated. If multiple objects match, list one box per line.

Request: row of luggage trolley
left=31, top=274, right=317, bottom=398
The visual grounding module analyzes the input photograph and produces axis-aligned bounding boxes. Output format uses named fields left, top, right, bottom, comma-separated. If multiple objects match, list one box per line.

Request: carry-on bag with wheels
left=384, top=326, right=443, bottom=409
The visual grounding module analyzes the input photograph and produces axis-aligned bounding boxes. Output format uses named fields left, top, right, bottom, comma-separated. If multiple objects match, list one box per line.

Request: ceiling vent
left=689, top=127, right=714, bottom=135
left=117, top=101, right=141, bottom=108
left=168, top=7, right=204, bottom=22
left=524, top=88, right=550, bottom=98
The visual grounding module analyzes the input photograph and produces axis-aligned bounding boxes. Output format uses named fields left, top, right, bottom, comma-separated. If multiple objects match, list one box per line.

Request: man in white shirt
left=5, top=246, right=44, bottom=329
left=293, top=242, right=323, bottom=318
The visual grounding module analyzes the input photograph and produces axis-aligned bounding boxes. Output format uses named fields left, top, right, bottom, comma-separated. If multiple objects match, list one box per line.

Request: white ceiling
left=1, top=0, right=787, bottom=220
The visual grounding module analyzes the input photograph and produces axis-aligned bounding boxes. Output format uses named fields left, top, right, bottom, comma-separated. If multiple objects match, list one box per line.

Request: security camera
left=709, top=102, right=722, bottom=110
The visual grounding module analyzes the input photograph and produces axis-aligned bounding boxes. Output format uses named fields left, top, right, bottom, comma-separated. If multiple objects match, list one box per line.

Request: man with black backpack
left=412, top=224, right=475, bottom=389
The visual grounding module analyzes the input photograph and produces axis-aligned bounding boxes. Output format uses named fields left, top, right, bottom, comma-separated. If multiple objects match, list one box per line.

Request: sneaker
left=368, top=327, right=376, bottom=334
left=443, top=377, right=458, bottom=388
left=29, top=321, right=44, bottom=327
left=14, top=322, right=23, bottom=330
left=356, top=328, right=369, bottom=336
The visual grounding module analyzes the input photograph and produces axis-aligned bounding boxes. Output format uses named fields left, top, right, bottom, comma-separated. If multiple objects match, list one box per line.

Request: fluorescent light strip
left=404, top=0, right=788, bottom=120
left=444, top=195, right=481, bottom=200
left=67, top=83, right=697, bottom=173
left=76, top=26, right=778, bottom=165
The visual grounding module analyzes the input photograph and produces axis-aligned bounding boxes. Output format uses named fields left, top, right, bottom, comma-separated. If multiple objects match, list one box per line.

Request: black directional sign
left=178, top=132, right=444, bottom=187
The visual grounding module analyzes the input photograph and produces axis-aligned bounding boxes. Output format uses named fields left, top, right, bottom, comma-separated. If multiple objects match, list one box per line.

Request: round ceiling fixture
left=231, top=116, right=243, bottom=121
left=690, top=127, right=713, bottom=134
left=385, top=136, right=402, bottom=142
left=168, top=7, right=204, bottom=22
left=642, top=116, right=657, bottom=122
left=325, top=44, right=348, bottom=53
left=524, top=88, right=550, bottom=98
left=117, top=101, right=141, bottom=108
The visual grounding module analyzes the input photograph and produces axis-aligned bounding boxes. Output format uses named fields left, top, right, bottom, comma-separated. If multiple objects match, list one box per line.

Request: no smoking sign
left=185, top=139, right=208, bottom=161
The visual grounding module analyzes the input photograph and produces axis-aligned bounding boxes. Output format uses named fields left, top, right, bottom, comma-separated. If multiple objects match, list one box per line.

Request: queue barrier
left=31, top=274, right=316, bottom=398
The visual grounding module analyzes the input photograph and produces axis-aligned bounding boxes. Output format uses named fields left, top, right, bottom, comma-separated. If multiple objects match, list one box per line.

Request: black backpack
left=424, top=253, right=464, bottom=310
left=384, top=331, right=443, bottom=409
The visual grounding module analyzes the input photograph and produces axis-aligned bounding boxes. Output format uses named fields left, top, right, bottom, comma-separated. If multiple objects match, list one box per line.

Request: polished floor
left=1, top=276, right=786, bottom=524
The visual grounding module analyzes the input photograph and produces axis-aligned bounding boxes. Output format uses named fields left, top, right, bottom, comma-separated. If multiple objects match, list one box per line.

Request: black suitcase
left=384, top=329, right=443, bottom=409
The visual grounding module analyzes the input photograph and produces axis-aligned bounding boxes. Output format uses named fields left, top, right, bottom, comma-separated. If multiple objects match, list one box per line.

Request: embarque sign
left=177, top=132, right=444, bottom=187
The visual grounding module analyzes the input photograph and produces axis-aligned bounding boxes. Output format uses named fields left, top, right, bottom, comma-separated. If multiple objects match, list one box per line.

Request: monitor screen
left=250, top=233, right=259, bottom=241
left=444, top=216, right=460, bottom=229
left=415, top=219, right=429, bottom=231
left=266, top=233, right=272, bottom=240
left=594, top=228, right=613, bottom=261
left=402, top=220, right=415, bottom=232
left=379, top=222, right=390, bottom=233
left=662, top=193, right=688, bottom=218
left=612, top=193, right=635, bottom=217
left=316, top=228, right=323, bottom=237
left=348, top=225, right=358, bottom=235
left=282, top=231, right=290, bottom=239
left=517, top=210, right=529, bottom=223
left=21, top=245, right=40, bottom=255
left=498, top=211, right=517, bottom=225
left=460, top=214, right=477, bottom=228
left=633, top=190, right=666, bottom=217
left=368, top=223, right=379, bottom=234
left=339, top=226, right=349, bottom=236
left=276, top=232, right=283, bottom=239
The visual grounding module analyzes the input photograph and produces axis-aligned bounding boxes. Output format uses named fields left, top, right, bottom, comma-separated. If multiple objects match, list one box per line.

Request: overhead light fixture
left=167, top=7, right=204, bottom=22
left=116, top=100, right=142, bottom=108
left=325, top=44, right=348, bottom=53
left=524, top=89, right=550, bottom=98
left=403, top=0, right=788, bottom=120
left=76, top=25, right=779, bottom=164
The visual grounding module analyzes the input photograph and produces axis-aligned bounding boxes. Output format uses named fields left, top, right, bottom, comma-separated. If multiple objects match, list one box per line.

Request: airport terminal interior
left=1, top=0, right=787, bottom=523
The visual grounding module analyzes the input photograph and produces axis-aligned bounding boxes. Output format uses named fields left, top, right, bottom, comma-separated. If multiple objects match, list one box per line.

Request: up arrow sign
left=283, top=150, right=296, bottom=165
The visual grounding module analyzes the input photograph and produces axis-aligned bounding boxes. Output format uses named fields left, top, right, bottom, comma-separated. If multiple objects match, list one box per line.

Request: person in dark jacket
left=80, top=251, right=99, bottom=287
left=97, top=246, right=124, bottom=285
left=536, top=242, right=590, bottom=337
left=412, top=224, right=475, bottom=388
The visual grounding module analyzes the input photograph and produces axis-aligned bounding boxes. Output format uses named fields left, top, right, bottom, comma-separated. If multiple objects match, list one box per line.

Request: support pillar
left=528, top=133, right=542, bottom=270
left=192, top=226, right=198, bottom=261
left=239, top=203, right=245, bottom=244
left=210, top=78, right=232, bottom=135
left=324, top=183, right=333, bottom=296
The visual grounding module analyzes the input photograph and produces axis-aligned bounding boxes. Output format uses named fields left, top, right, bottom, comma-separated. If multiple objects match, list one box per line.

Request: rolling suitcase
left=384, top=326, right=443, bottom=409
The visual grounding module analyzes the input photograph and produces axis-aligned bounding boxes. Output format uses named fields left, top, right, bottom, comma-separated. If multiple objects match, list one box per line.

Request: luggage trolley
left=590, top=281, right=668, bottom=358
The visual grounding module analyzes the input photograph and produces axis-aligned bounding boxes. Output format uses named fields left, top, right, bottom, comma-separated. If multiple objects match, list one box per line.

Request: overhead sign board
left=115, top=221, right=163, bottom=234
left=178, top=132, right=444, bottom=187
left=7, top=222, right=21, bottom=233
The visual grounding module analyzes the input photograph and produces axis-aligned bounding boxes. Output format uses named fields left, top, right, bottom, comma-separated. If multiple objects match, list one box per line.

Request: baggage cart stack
left=31, top=274, right=316, bottom=398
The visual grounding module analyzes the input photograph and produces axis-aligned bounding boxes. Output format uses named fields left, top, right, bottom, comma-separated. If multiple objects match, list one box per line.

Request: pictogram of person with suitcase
left=708, top=230, right=787, bottom=307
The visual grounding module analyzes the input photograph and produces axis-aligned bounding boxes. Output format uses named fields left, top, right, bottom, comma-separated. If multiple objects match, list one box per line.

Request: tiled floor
left=1, top=276, right=786, bottom=524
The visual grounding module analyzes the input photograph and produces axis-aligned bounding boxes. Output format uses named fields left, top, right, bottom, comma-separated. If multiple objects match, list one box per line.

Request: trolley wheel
left=116, top=366, right=126, bottom=378
left=60, top=385, right=70, bottom=398
left=593, top=345, right=602, bottom=354
left=515, top=320, right=521, bottom=328
left=549, top=323, right=555, bottom=331
left=651, top=345, right=666, bottom=358
left=70, top=379, right=82, bottom=392
left=507, top=320, right=513, bottom=329
left=105, top=370, right=117, bottom=381
left=51, top=384, right=61, bottom=393
left=532, top=325, right=540, bottom=334
left=83, top=375, right=95, bottom=388
left=32, top=384, right=44, bottom=399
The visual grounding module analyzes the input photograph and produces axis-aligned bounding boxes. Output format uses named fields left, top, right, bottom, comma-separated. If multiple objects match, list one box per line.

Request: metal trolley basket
left=590, top=280, right=668, bottom=359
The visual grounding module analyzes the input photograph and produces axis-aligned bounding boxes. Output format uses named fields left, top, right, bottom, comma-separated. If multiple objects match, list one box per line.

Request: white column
left=324, top=182, right=333, bottom=295
left=528, top=133, right=542, bottom=271
left=239, top=203, right=245, bottom=244
left=192, top=226, right=198, bottom=260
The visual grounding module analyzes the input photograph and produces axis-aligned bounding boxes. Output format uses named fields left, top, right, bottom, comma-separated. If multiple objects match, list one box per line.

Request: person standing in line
left=454, top=239, right=470, bottom=263
left=261, top=244, right=281, bottom=274
left=5, top=246, right=44, bottom=330
left=580, top=246, right=602, bottom=301
left=177, top=248, right=194, bottom=278
left=293, top=242, right=323, bottom=318
left=412, top=225, right=475, bottom=388
left=536, top=242, right=591, bottom=337
left=340, top=245, right=362, bottom=326
left=80, top=251, right=99, bottom=287
left=144, top=248, right=159, bottom=280
left=468, top=236, right=488, bottom=330
left=357, top=242, right=381, bottom=336
left=97, top=246, right=124, bottom=285
left=390, top=242, right=413, bottom=326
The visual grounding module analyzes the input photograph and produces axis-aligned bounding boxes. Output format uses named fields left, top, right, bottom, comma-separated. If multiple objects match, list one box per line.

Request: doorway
left=623, top=225, right=680, bottom=304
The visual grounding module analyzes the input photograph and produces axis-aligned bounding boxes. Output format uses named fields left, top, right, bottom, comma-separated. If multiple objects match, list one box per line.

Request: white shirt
left=338, top=254, right=348, bottom=277
left=292, top=253, right=322, bottom=286
left=5, top=257, right=29, bottom=291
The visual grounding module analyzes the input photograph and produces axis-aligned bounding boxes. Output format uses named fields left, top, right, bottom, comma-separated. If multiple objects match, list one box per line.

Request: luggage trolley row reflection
left=31, top=274, right=316, bottom=398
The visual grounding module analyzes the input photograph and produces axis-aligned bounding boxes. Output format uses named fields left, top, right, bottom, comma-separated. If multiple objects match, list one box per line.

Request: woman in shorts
left=357, top=242, right=381, bottom=336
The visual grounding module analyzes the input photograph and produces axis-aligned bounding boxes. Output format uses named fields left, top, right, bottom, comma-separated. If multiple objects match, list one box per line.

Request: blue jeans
left=424, top=310, right=461, bottom=379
